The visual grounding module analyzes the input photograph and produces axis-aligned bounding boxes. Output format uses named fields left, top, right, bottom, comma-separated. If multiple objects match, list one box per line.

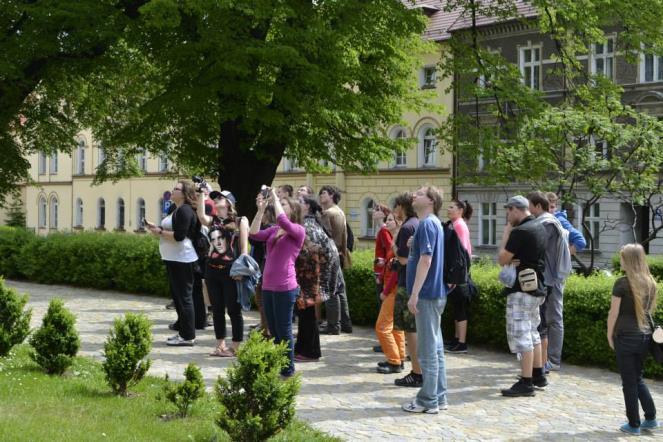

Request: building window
left=283, top=157, right=298, bottom=172
left=479, top=202, right=498, bottom=246
left=49, top=196, right=58, bottom=229
left=38, top=152, right=47, bottom=175
left=421, top=66, right=437, bottom=88
left=418, top=126, right=437, bottom=167
left=97, top=198, right=105, bottom=228
left=391, top=127, right=407, bottom=167
left=98, top=145, right=106, bottom=169
left=590, top=135, right=610, bottom=160
left=640, top=50, right=663, bottom=83
left=591, top=37, right=614, bottom=79
left=138, top=149, right=147, bottom=172
left=117, top=198, right=125, bottom=230
left=137, top=198, right=146, bottom=229
left=519, top=45, right=542, bottom=90
left=76, top=140, right=86, bottom=175
left=38, top=196, right=47, bottom=228
left=49, top=153, right=58, bottom=174
left=159, top=155, right=169, bottom=172
left=582, top=203, right=601, bottom=249
left=75, top=198, right=83, bottom=227
left=361, top=198, right=379, bottom=238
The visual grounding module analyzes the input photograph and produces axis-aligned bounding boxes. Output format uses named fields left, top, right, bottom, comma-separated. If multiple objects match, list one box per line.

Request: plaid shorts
left=393, top=286, right=417, bottom=333
left=506, top=291, right=544, bottom=353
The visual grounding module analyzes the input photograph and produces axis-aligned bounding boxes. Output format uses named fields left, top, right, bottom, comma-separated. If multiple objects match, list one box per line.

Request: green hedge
left=0, top=227, right=168, bottom=296
left=612, top=253, right=663, bottom=282
left=345, top=249, right=663, bottom=378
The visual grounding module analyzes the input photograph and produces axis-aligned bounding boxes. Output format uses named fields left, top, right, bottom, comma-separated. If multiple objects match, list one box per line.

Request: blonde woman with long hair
left=607, top=243, right=659, bottom=435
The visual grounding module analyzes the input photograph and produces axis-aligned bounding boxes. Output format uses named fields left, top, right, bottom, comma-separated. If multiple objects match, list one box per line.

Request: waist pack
left=517, top=268, right=538, bottom=293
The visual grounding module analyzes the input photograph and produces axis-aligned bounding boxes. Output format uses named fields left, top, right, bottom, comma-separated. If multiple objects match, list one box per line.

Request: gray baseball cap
left=504, top=195, right=529, bottom=210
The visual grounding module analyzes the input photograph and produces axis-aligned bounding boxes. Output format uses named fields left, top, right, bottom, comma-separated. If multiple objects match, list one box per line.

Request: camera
left=260, top=185, right=271, bottom=198
left=192, top=176, right=208, bottom=192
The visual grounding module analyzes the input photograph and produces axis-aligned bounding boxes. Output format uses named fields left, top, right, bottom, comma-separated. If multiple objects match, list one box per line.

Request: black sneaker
left=341, top=326, right=353, bottom=334
left=377, top=362, right=404, bottom=374
left=378, top=360, right=405, bottom=369
left=444, top=338, right=459, bottom=350
left=501, top=379, right=535, bottom=397
left=533, top=375, right=548, bottom=389
left=319, top=327, right=340, bottom=335
left=447, top=342, right=468, bottom=354
left=395, top=371, right=423, bottom=388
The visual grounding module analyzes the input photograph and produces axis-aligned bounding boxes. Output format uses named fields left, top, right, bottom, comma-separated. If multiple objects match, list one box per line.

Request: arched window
left=97, top=198, right=106, bottom=229
left=76, top=139, right=86, bottom=175
left=117, top=198, right=125, bottom=230
left=75, top=198, right=84, bottom=227
left=418, top=125, right=437, bottom=167
left=38, top=196, right=47, bottom=228
left=390, top=127, right=407, bottom=167
left=137, top=198, right=146, bottom=229
left=361, top=197, right=379, bottom=238
left=49, top=196, right=58, bottom=229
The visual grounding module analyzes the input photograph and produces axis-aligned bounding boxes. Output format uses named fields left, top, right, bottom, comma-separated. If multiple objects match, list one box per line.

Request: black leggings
left=205, top=267, right=244, bottom=342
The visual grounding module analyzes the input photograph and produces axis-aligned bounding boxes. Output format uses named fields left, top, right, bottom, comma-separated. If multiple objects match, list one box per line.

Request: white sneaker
left=402, top=400, right=439, bottom=414
left=166, top=334, right=180, bottom=342
left=166, top=335, right=195, bottom=346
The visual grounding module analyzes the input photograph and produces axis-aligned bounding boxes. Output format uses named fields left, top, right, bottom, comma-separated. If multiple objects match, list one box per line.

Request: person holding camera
left=250, top=187, right=306, bottom=377
left=197, top=188, right=249, bottom=357
left=146, top=180, right=199, bottom=346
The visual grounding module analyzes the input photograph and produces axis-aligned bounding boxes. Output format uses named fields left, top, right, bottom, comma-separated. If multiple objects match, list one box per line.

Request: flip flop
left=209, top=348, right=234, bottom=357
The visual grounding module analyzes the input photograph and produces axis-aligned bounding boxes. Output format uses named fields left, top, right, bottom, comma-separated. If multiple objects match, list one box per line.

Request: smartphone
left=142, top=217, right=153, bottom=227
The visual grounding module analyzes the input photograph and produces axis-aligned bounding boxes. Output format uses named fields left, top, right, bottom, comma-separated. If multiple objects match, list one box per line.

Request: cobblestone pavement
left=11, top=280, right=663, bottom=441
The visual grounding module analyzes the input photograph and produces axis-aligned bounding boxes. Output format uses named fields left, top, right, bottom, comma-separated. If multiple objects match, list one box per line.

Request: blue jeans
left=263, top=288, right=299, bottom=376
left=415, top=296, right=448, bottom=409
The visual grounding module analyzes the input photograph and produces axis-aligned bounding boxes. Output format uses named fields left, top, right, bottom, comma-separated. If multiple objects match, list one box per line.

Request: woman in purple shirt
left=249, top=187, right=305, bottom=377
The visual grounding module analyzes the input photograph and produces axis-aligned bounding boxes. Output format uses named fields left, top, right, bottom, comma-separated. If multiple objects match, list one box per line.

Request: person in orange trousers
left=375, top=213, right=406, bottom=373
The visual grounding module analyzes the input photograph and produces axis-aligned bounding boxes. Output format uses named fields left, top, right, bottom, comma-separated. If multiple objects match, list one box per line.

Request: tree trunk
left=217, top=121, right=285, bottom=220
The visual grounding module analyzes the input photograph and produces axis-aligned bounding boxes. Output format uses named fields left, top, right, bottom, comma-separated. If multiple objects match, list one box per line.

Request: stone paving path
left=11, top=280, right=663, bottom=441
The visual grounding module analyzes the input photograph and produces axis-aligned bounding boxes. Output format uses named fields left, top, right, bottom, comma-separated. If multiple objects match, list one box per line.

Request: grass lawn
left=0, top=345, right=339, bottom=442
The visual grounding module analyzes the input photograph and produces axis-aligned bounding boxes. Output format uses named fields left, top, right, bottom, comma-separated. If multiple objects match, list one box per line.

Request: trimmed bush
left=0, top=227, right=38, bottom=279
left=612, top=253, right=663, bottom=282
left=102, top=313, right=152, bottom=396
left=29, top=299, right=80, bottom=374
left=163, top=363, right=205, bottom=418
left=216, top=331, right=300, bottom=442
left=0, top=278, right=32, bottom=356
left=344, top=251, right=663, bottom=378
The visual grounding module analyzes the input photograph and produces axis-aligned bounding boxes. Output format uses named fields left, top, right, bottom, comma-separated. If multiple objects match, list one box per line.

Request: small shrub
left=0, top=226, right=37, bottom=279
left=163, top=363, right=205, bottom=418
left=216, top=331, right=300, bottom=442
left=0, top=278, right=32, bottom=356
left=102, top=313, right=152, bottom=396
left=29, top=298, right=80, bottom=374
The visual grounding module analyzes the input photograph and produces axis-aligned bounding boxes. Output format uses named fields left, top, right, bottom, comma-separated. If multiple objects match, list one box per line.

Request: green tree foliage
left=29, top=298, right=80, bottom=374
left=102, top=313, right=152, bottom=396
left=0, top=278, right=31, bottom=357
left=162, top=362, right=205, bottom=418
left=216, top=331, right=300, bottom=442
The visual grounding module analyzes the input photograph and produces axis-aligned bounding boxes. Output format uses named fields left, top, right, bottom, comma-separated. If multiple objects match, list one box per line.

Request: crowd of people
left=145, top=179, right=659, bottom=434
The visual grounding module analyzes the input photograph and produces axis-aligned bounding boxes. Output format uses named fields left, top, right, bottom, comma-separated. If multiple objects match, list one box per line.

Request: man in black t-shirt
left=497, top=195, right=547, bottom=397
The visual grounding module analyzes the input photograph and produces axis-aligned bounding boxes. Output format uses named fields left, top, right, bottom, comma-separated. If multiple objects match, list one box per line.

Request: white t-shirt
left=159, top=211, right=198, bottom=263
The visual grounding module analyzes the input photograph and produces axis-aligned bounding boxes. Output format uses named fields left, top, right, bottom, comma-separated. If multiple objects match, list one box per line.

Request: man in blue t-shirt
left=401, top=185, right=448, bottom=415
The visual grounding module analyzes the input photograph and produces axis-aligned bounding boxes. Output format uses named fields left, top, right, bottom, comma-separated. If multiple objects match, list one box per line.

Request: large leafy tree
left=68, top=0, right=433, bottom=216
left=0, top=0, right=148, bottom=204
left=439, top=0, right=663, bottom=268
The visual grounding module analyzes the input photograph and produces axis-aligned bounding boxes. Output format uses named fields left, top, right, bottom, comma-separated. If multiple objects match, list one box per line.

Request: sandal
left=209, top=347, right=234, bottom=357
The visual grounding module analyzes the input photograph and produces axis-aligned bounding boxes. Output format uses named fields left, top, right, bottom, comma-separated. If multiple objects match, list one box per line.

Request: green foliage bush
left=163, top=363, right=205, bottom=418
left=216, top=332, right=300, bottom=442
left=345, top=251, right=663, bottom=378
left=29, top=298, right=80, bottom=374
left=612, top=253, right=663, bottom=282
left=0, top=228, right=169, bottom=296
left=0, top=278, right=32, bottom=356
left=102, top=313, right=152, bottom=396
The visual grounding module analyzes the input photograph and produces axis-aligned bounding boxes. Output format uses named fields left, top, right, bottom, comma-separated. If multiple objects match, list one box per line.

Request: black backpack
left=443, top=221, right=470, bottom=285
left=346, top=222, right=354, bottom=252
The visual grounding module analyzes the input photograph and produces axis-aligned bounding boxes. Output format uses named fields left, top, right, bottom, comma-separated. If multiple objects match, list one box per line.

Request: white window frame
left=590, top=36, right=615, bottom=79
left=49, top=153, right=58, bottom=175
left=589, top=135, right=609, bottom=160
left=390, top=127, right=407, bottom=168
left=479, top=202, right=498, bottom=246
left=75, top=198, right=84, bottom=227
left=418, top=126, right=437, bottom=167
left=578, top=203, right=601, bottom=249
left=640, top=50, right=663, bottom=83
left=49, top=196, right=58, bottom=229
left=97, top=198, right=106, bottom=229
left=138, top=149, right=147, bottom=172
left=519, top=44, right=542, bottom=90
left=76, top=140, right=86, bottom=175
left=283, top=157, right=298, bottom=172
left=38, top=152, right=47, bottom=175
left=98, top=145, right=106, bottom=168
left=117, top=198, right=125, bottom=230
left=421, top=65, right=437, bottom=88
left=361, top=198, right=378, bottom=238
left=159, top=155, right=169, bottom=172
left=38, top=196, right=47, bottom=228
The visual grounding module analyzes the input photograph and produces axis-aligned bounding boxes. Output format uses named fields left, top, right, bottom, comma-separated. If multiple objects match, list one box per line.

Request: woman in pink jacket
left=249, top=187, right=305, bottom=377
